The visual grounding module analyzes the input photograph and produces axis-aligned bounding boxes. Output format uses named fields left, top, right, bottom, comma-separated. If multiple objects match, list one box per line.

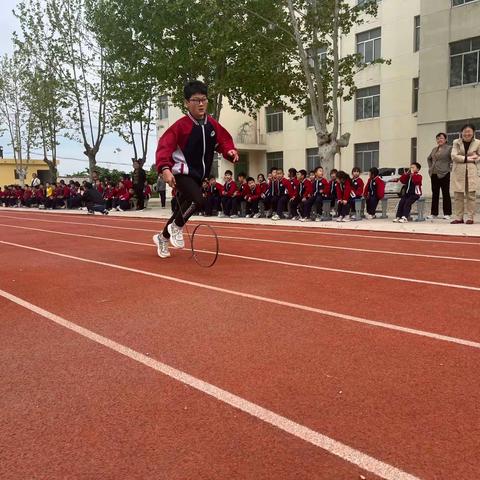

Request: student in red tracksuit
left=335, top=171, right=353, bottom=222
left=257, top=173, right=268, bottom=217
left=0, top=187, right=4, bottom=207
left=270, top=168, right=295, bottom=220
left=364, top=167, right=385, bottom=219
left=232, top=172, right=248, bottom=218
left=34, top=185, right=45, bottom=207
left=290, top=169, right=313, bottom=221
left=244, top=177, right=261, bottom=217
left=307, top=166, right=330, bottom=220
left=205, top=175, right=223, bottom=216
left=393, top=162, right=423, bottom=223
left=349, top=167, right=365, bottom=216
left=103, top=182, right=116, bottom=210
left=144, top=182, right=152, bottom=208
left=114, top=181, right=131, bottom=211
left=287, top=168, right=299, bottom=218
left=22, top=186, right=33, bottom=206
left=154, top=80, right=238, bottom=259
left=220, top=169, right=238, bottom=217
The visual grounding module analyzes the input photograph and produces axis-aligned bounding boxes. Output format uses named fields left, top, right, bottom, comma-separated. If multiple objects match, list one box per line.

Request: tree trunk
left=88, top=153, right=96, bottom=181
left=317, top=142, right=337, bottom=174
left=44, top=158, right=58, bottom=183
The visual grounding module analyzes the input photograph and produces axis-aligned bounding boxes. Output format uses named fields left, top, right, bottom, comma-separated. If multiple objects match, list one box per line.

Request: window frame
left=158, top=95, right=169, bottom=120
left=355, top=85, right=380, bottom=120
left=266, top=106, right=284, bottom=133
left=414, top=15, right=420, bottom=52
left=354, top=142, right=380, bottom=173
left=356, top=27, right=382, bottom=64
left=452, top=0, right=480, bottom=7
left=266, top=151, right=284, bottom=171
left=305, top=147, right=320, bottom=171
left=412, top=77, right=419, bottom=113
left=450, top=37, right=480, bottom=87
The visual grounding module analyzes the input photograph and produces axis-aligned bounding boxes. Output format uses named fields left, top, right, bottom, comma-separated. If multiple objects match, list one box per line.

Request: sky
left=0, top=0, right=157, bottom=175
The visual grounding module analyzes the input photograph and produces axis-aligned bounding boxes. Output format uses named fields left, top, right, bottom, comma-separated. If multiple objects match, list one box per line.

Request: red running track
left=1, top=210, right=480, bottom=480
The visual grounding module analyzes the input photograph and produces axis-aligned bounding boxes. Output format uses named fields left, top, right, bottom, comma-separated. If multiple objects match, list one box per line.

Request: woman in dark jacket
left=427, top=132, right=452, bottom=219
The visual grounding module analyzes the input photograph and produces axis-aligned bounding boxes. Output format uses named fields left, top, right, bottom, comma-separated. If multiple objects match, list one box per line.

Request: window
left=411, top=138, right=417, bottom=163
left=266, top=151, right=284, bottom=171
left=266, top=107, right=283, bottom=133
left=446, top=118, right=480, bottom=144
left=357, top=28, right=381, bottom=63
left=357, top=0, right=379, bottom=4
left=211, top=154, right=220, bottom=179
left=412, top=77, right=419, bottom=113
left=414, top=16, right=420, bottom=52
left=355, top=85, right=380, bottom=120
left=306, top=148, right=320, bottom=171
left=158, top=95, right=169, bottom=120
left=354, top=142, right=379, bottom=172
left=306, top=114, right=314, bottom=128
left=307, top=46, right=327, bottom=68
left=452, top=0, right=479, bottom=6
left=450, top=37, right=480, bottom=86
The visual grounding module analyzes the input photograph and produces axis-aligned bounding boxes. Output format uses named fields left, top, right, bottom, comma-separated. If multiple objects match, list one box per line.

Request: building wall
left=418, top=0, right=480, bottom=181
left=0, top=159, right=52, bottom=186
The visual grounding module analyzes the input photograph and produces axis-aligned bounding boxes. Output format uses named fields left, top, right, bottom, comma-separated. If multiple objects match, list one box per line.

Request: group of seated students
left=0, top=175, right=152, bottom=214
left=194, top=162, right=423, bottom=222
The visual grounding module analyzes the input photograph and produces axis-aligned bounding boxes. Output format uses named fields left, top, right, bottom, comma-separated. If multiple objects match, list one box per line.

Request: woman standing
left=450, top=124, right=480, bottom=224
left=427, top=133, right=452, bottom=219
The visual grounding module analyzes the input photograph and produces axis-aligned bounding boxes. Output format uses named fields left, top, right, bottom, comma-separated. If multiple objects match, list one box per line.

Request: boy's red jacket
left=364, top=176, right=385, bottom=199
left=118, top=187, right=130, bottom=201
left=156, top=113, right=236, bottom=182
left=258, top=181, right=268, bottom=196
left=336, top=181, right=352, bottom=201
left=208, top=182, right=223, bottom=196
left=289, top=177, right=299, bottom=195
left=238, top=182, right=249, bottom=198
left=245, top=184, right=261, bottom=202
left=350, top=177, right=364, bottom=197
left=267, top=178, right=296, bottom=198
left=144, top=184, right=152, bottom=197
left=312, top=177, right=330, bottom=196
left=103, top=187, right=115, bottom=200
left=399, top=172, right=422, bottom=196
left=298, top=178, right=313, bottom=199
left=34, top=189, right=44, bottom=199
left=23, top=190, right=32, bottom=200
left=223, top=180, right=237, bottom=197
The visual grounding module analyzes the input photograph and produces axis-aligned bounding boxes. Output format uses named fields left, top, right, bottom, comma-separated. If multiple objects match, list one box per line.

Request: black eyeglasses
left=189, top=97, right=208, bottom=105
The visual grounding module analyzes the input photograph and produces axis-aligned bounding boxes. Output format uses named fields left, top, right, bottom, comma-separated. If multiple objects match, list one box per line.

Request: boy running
left=153, top=80, right=238, bottom=258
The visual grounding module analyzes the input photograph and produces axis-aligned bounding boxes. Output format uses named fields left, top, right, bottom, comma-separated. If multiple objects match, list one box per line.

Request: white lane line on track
left=1, top=214, right=479, bottom=263
left=2, top=239, right=480, bottom=351
left=0, top=287, right=419, bottom=480
left=3, top=223, right=480, bottom=293
left=3, top=208, right=480, bottom=245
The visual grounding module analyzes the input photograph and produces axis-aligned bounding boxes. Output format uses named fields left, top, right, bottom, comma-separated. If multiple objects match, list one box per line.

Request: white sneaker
left=315, top=216, right=322, bottom=222
left=271, top=213, right=280, bottom=221
left=336, top=216, right=343, bottom=222
left=245, top=214, right=251, bottom=218
left=230, top=214, right=239, bottom=219
left=218, top=212, right=226, bottom=218
left=167, top=223, right=185, bottom=249
left=366, top=214, right=374, bottom=220
left=399, top=216, right=408, bottom=223
left=443, top=215, right=451, bottom=220
left=393, top=217, right=400, bottom=223
left=342, top=217, right=351, bottom=222
left=253, top=213, right=261, bottom=219
left=153, top=234, right=170, bottom=258
left=426, top=215, right=437, bottom=220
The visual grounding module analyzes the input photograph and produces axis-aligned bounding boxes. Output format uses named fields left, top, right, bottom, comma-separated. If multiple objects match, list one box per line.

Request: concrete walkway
left=3, top=202, right=480, bottom=237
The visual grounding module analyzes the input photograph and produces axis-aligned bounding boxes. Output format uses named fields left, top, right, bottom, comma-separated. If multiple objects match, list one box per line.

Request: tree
left=88, top=0, right=300, bottom=124
left=285, top=0, right=387, bottom=172
left=0, top=54, right=31, bottom=186
left=15, top=0, right=112, bottom=180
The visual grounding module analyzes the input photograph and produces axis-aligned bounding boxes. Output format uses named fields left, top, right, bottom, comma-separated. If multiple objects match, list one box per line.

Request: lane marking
left=2, top=239, right=480, bottom=350
left=3, top=208, right=480, bottom=245
left=0, top=287, right=420, bottom=480
left=3, top=223, right=480, bottom=292
left=1, top=214, right=479, bottom=263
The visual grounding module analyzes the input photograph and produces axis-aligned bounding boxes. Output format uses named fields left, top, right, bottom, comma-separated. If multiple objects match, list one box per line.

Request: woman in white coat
left=450, top=124, right=480, bottom=224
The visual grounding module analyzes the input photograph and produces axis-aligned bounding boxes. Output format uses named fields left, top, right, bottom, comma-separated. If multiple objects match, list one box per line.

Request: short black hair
left=330, top=169, right=338, bottom=175
left=298, top=169, right=307, bottom=177
left=288, top=168, right=297, bottom=176
left=336, top=170, right=349, bottom=181
left=208, top=175, right=216, bottom=180
left=369, top=167, right=379, bottom=176
left=247, top=177, right=255, bottom=182
left=309, top=170, right=315, bottom=175
left=224, top=170, right=233, bottom=175
left=237, top=172, right=246, bottom=178
left=184, top=80, right=208, bottom=100
left=84, top=182, right=93, bottom=189
left=461, top=123, right=476, bottom=133
left=314, top=166, right=323, bottom=173
left=411, top=162, right=421, bottom=170
left=436, top=132, right=447, bottom=140
left=352, top=166, right=361, bottom=173
left=269, top=166, right=277, bottom=173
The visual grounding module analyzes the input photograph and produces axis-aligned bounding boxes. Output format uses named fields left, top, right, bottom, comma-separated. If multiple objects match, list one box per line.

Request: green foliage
left=146, top=164, right=158, bottom=186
